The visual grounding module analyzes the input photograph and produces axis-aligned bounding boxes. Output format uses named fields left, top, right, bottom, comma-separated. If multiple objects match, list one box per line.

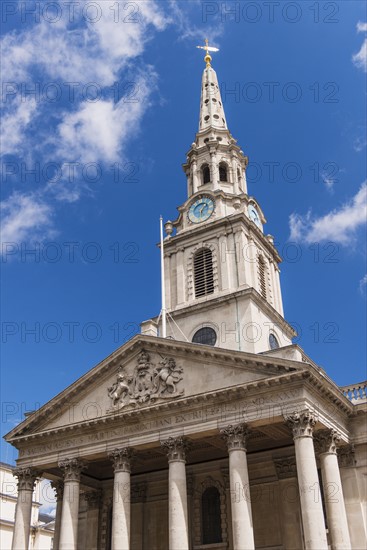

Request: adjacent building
left=0, top=462, right=54, bottom=549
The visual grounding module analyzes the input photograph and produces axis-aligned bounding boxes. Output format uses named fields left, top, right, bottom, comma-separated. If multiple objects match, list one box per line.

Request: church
left=5, top=45, right=367, bottom=550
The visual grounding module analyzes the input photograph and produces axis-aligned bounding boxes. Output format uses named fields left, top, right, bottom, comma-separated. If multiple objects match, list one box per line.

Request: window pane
left=192, top=327, right=217, bottom=346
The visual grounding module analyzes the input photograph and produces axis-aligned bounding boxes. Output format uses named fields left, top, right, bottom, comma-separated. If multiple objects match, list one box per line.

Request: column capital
left=84, top=490, right=102, bottom=510
left=221, top=423, right=250, bottom=451
left=314, top=428, right=341, bottom=455
left=13, top=467, right=40, bottom=491
left=109, top=447, right=133, bottom=473
left=58, top=457, right=86, bottom=482
left=285, top=409, right=317, bottom=438
left=161, top=436, right=190, bottom=462
left=51, top=480, right=64, bottom=500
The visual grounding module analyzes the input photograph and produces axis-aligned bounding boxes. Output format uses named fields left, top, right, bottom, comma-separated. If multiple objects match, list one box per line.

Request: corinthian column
left=314, top=430, right=352, bottom=549
left=286, top=411, right=328, bottom=550
left=161, top=436, right=190, bottom=550
left=58, top=458, right=86, bottom=550
left=51, top=480, right=64, bottom=550
left=109, top=448, right=133, bottom=550
left=221, top=424, right=255, bottom=550
left=12, top=467, right=39, bottom=550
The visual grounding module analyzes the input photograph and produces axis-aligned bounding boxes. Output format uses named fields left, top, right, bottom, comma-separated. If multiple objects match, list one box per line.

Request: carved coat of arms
left=107, top=350, right=184, bottom=409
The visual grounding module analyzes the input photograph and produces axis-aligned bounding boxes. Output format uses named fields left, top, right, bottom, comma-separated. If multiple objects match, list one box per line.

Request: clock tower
left=142, top=47, right=296, bottom=353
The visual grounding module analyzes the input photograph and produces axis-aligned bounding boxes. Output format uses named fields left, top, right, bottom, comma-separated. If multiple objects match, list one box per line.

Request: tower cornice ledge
left=159, top=287, right=295, bottom=338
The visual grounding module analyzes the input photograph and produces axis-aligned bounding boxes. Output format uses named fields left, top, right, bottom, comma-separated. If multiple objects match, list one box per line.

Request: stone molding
left=285, top=410, right=317, bottom=438
left=273, top=457, right=297, bottom=479
left=221, top=423, right=249, bottom=451
left=161, top=436, right=190, bottom=462
left=13, top=467, right=40, bottom=491
left=84, top=489, right=102, bottom=510
left=109, top=448, right=133, bottom=473
left=337, top=444, right=356, bottom=468
left=314, top=429, right=341, bottom=455
left=51, top=480, right=64, bottom=500
left=58, top=457, right=86, bottom=482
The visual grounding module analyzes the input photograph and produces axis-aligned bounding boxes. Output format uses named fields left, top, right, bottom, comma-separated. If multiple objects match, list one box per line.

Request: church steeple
left=198, top=62, right=228, bottom=133
left=183, top=50, right=249, bottom=199
left=141, top=46, right=296, bottom=354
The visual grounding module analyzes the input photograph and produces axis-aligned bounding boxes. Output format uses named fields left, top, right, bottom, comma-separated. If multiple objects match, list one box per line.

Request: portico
left=6, top=336, right=365, bottom=550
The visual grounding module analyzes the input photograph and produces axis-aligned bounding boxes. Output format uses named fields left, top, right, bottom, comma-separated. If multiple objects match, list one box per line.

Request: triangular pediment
left=5, top=336, right=306, bottom=442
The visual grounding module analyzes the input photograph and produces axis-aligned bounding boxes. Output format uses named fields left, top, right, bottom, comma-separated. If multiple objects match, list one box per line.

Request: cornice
left=160, top=287, right=296, bottom=339
left=9, top=370, right=306, bottom=446
left=5, top=335, right=355, bottom=445
left=166, top=210, right=281, bottom=263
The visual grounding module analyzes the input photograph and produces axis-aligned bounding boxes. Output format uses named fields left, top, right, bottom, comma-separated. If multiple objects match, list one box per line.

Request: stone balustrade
left=341, top=382, right=367, bottom=404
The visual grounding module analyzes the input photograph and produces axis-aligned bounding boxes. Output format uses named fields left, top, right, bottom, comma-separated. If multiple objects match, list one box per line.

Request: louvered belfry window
left=194, top=248, right=214, bottom=298
left=258, top=256, right=267, bottom=299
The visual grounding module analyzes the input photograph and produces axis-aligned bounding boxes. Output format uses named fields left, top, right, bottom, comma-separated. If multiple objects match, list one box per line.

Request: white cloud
left=353, top=38, right=367, bottom=72
left=56, top=73, right=155, bottom=164
left=321, top=172, right=336, bottom=192
left=359, top=274, right=367, bottom=296
left=0, top=192, right=55, bottom=248
left=168, top=0, right=223, bottom=42
left=353, top=134, right=367, bottom=152
left=0, top=1, right=168, bottom=161
left=1, top=2, right=168, bottom=87
left=352, top=22, right=367, bottom=72
left=1, top=98, right=38, bottom=156
left=289, top=182, right=367, bottom=245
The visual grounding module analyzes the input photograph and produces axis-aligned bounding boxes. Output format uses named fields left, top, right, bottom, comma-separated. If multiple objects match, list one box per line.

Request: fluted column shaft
left=162, top=437, right=190, bottom=550
left=221, top=424, right=255, bottom=550
left=286, top=411, right=328, bottom=550
left=58, top=458, right=85, bottom=550
left=12, top=467, right=39, bottom=550
left=315, top=430, right=352, bottom=549
left=109, top=448, right=133, bottom=550
left=51, top=481, right=64, bottom=550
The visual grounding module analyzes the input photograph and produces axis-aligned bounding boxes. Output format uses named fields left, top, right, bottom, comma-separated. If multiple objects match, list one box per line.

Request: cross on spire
left=196, top=38, right=219, bottom=67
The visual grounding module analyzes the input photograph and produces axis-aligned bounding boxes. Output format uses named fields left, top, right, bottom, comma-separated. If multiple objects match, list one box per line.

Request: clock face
left=188, top=196, right=215, bottom=223
left=248, top=204, right=261, bottom=228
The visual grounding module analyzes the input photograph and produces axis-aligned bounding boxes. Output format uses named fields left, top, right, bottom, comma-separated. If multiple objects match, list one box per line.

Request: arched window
left=194, top=248, right=214, bottom=298
left=219, top=162, right=228, bottom=182
left=202, top=487, right=222, bottom=544
left=202, top=164, right=211, bottom=184
left=269, top=333, right=279, bottom=350
left=258, top=255, right=267, bottom=299
left=192, top=327, right=217, bottom=346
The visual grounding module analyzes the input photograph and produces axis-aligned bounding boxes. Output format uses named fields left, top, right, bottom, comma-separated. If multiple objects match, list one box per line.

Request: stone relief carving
left=107, top=350, right=184, bottom=409
left=274, top=456, right=297, bottom=479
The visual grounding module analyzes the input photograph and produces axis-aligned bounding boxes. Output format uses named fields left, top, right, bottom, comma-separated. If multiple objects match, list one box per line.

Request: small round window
left=269, top=334, right=279, bottom=350
left=192, top=327, right=217, bottom=346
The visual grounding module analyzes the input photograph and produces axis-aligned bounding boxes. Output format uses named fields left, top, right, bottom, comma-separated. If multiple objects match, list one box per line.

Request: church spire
left=196, top=39, right=228, bottom=133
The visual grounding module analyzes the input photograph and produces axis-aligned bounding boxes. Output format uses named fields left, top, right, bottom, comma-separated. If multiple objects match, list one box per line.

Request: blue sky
left=1, top=0, right=366, bottom=465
